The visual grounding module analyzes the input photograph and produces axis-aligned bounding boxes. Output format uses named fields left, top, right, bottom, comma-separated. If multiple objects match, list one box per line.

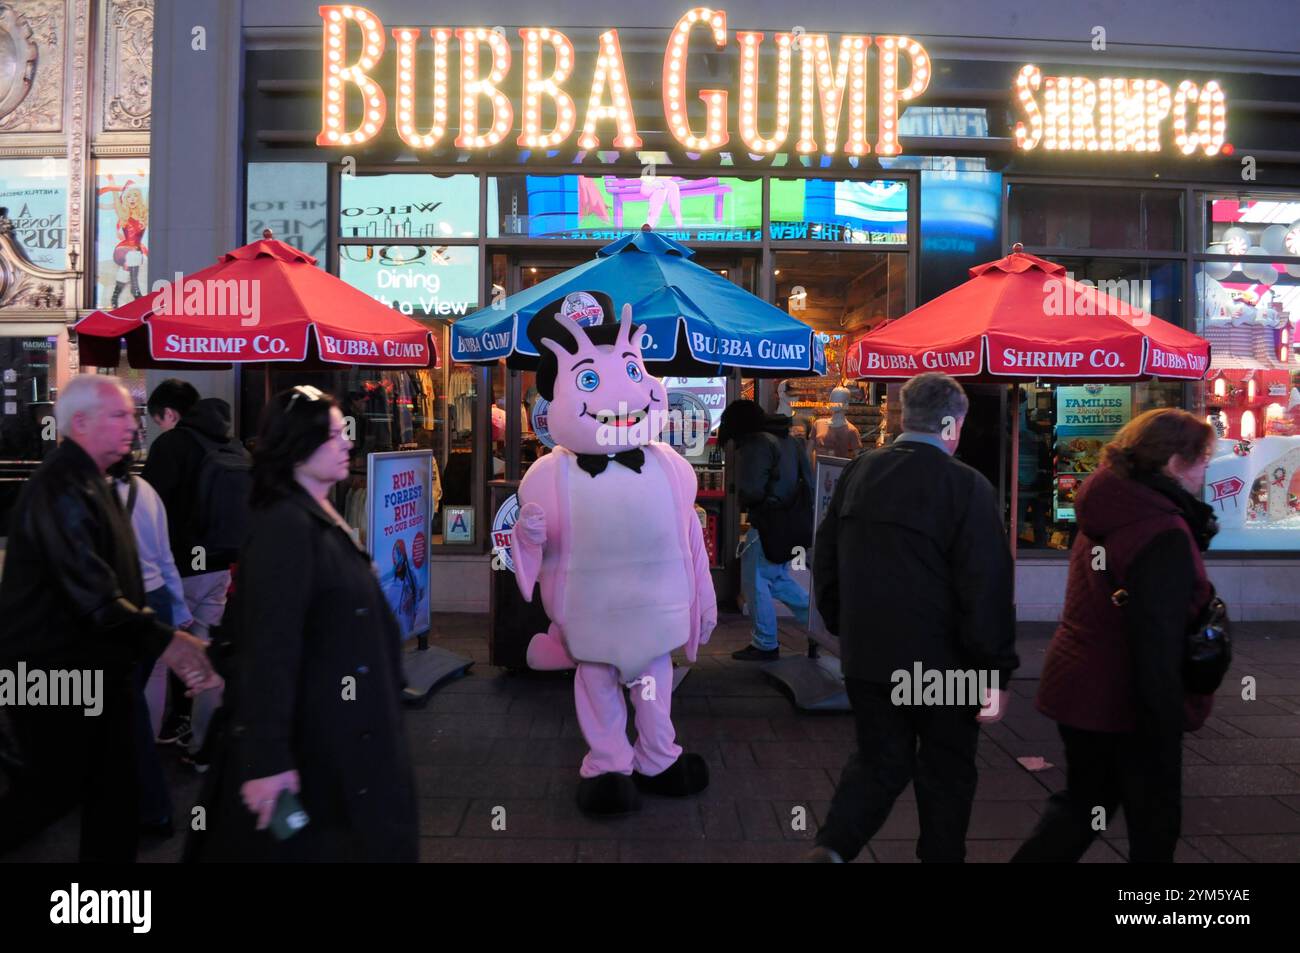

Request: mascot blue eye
left=626, top=361, right=643, bottom=382
left=577, top=369, right=600, bottom=392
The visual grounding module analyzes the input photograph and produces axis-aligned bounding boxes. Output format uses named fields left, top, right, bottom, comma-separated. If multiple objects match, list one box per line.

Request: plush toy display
left=511, top=295, right=717, bottom=816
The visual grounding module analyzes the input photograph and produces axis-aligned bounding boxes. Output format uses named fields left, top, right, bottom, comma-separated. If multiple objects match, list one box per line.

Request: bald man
left=0, top=374, right=220, bottom=861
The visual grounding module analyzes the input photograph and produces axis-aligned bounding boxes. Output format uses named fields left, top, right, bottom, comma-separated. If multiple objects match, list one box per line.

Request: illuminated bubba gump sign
left=316, top=5, right=931, bottom=155
left=1013, top=65, right=1227, bottom=156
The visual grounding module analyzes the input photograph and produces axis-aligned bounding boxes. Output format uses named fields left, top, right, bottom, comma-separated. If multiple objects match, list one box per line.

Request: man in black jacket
left=0, top=375, right=218, bottom=861
left=143, top=382, right=243, bottom=755
left=810, top=372, right=1018, bottom=863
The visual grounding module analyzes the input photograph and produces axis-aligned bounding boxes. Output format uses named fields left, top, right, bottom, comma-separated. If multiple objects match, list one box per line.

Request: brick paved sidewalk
left=7, top=615, right=1300, bottom=862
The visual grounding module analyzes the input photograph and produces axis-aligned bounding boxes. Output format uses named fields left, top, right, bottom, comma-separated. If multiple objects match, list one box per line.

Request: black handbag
left=1182, top=594, right=1232, bottom=695
left=1110, top=578, right=1233, bottom=696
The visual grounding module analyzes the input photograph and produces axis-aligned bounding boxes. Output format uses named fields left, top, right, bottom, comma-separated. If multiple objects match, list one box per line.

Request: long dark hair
left=250, top=386, right=339, bottom=507
left=1101, top=408, right=1215, bottom=480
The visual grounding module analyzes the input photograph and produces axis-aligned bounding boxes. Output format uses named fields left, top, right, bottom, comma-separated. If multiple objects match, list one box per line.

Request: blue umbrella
left=451, top=230, right=827, bottom=377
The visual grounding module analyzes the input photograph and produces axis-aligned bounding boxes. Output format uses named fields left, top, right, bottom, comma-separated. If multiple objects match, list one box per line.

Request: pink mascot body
left=512, top=299, right=717, bottom=815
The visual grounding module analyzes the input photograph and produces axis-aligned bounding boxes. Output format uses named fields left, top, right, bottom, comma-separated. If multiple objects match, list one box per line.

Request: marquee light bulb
left=663, top=8, right=730, bottom=150
left=580, top=29, right=642, bottom=149
left=317, top=5, right=386, bottom=147
left=518, top=27, right=578, bottom=148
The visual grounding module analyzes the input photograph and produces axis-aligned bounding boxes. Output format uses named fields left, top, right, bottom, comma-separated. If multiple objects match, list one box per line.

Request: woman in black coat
left=188, top=386, right=417, bottom=862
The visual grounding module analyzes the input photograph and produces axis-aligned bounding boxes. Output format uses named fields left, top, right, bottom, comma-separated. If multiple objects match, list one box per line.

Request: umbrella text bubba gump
left=315, top=6, right=931, bottom=158
left=319, top=334, right=427, bottom=359
left=688, top=331, right=808, bottom=363
left=858, top=349, right=977, bottom=371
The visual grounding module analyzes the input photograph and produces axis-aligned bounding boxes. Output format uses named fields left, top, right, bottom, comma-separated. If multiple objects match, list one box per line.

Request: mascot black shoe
left=576, top=773, right=642, bottom=816
left=633, top=752, right=710, bottom=797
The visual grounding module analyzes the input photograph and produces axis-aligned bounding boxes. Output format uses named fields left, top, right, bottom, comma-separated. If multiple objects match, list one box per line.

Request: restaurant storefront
left=6, top=2, right=1298, bottom=618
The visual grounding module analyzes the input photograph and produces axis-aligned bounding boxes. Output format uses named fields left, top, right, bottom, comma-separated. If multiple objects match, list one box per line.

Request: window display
left=489, top=173, right=762, bottom=241
left=339, top=172, right=479, bottom=238
left=1196, top=228, right=1300, bottom=549
left=770, top=178, right=908, bottom=244
left=339, top=244, right=480, bottom=319
left=0, top=158, right=69, bottom=269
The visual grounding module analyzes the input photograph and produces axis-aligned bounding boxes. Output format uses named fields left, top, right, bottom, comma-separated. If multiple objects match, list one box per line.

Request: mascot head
left=528, top=293, right=665, bottom=455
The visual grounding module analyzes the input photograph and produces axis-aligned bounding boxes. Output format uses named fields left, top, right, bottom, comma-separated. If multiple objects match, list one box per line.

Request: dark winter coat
left=813, top=437, right=1018, bottom=685
left=0, top=439, right=173, bottom=674
left=1036, top=466, right=1215, bottom=738
left=141, top=398, right=238, bottom=577
left=188, top=485, right=417, bottom=862
left=733, top=414, right=808, bottom=511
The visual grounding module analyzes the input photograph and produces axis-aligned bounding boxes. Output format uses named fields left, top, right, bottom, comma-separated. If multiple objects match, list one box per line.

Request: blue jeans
left=740, top=527, right=810, bottom=651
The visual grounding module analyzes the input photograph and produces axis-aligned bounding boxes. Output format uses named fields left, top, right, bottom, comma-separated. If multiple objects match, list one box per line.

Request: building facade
left=3, top=1, right=1300, bottom=619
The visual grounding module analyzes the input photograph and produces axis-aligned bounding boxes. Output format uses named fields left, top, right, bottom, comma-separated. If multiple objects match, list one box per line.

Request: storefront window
left=338, top=244, right=479, bottom=320
left=1047, top=256, right=1185, bottom=327
left=0, top=336, right=56, bottom=461
left=0, top=336, right=58, bottom=536
left=338, top=173, right=479, bottom=239
left=0, top=159, right=69, bottom=270
left=1008, top=184, right=1183, bottom=252
left=94, top=158, right=150, bottom=308
left=487, top=173, right=763, bottom=241
left=770, top=178, right=908, bottom=245
left=246, top=162, right=328, bottom=264
left=1201, top=191, right=1300, bottom=255
left=1195, top=245, right=1300, bottom=551
left=773, top=250, right=906, bottom=334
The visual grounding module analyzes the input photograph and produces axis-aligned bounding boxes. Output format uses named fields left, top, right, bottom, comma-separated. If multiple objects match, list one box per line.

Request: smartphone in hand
left=269, top=790, right=310, bottom=841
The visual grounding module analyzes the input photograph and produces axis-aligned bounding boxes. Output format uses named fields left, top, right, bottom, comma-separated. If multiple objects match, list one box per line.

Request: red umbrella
left=846, top=248, right=1210, bottom=382
left=845, top=247, right=1212, bottom=558
left=73, top=234, right=439, bottom=369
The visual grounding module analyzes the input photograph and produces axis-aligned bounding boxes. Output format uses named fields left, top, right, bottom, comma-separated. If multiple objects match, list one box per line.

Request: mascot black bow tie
left=575, top=447, right=645, bottom=477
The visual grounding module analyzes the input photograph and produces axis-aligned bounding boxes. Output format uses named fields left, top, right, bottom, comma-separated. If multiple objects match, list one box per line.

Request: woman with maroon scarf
left=1013, top=409, right=1218, bottom=863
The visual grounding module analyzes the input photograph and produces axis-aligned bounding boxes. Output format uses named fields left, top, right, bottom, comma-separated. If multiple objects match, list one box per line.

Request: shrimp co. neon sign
left=316, top=5, right=930, bottom=156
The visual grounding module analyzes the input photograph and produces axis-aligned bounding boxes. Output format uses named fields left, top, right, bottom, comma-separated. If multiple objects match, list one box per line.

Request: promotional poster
left=0, top=158, right=68, bottom=269
left=1053, top=384, right=1132, bottom=521
left=94, top=159, right=150, bottom=308
left=367, top=450, right=433, bottom=639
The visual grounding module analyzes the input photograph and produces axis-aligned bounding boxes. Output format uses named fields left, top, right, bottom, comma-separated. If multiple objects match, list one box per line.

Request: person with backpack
left=143, top=380, right=252, bottom=764
left=108, top=451, right=193, bottom=839
left=718, top=399, right=812, bottom=662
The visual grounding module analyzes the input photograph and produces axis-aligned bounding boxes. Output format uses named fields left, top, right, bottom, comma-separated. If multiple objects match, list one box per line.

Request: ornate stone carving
left=0, top=1, right=64, bottom=132
left=102, top=0, right=151, bottom=132
left=0, top=206, right=77, bottom=309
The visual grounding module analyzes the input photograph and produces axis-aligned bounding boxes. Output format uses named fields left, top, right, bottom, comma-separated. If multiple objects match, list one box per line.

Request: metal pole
left=1008, top=384, right=1019, bottom=562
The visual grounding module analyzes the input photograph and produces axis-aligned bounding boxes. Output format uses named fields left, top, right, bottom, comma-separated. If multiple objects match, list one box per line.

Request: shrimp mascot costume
left=512, top=296, right=717, bottom=816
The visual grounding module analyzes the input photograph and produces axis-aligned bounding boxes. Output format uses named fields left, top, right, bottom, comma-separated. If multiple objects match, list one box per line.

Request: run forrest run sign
left=317, top=6, right=1229, bottom=158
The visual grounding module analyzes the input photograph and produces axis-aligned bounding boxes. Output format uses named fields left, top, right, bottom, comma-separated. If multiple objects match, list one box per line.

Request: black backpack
left=186, top=428, right=253, bottom=559
left=748, top=432, right=815, bottom=564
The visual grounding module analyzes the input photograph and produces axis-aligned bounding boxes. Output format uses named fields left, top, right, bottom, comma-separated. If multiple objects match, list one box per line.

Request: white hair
left=55, top=373, right=130, bottom=434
